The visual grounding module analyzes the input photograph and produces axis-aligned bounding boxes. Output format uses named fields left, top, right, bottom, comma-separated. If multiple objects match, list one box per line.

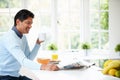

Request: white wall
left=109, top=0, right=120, bottom=50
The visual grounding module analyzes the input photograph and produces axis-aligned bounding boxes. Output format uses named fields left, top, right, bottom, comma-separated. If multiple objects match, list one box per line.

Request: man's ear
left=16, top=19, right=21, bottom=25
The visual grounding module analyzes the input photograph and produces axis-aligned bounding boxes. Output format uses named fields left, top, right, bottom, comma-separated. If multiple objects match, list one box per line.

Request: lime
left=115, top=70, right=120, bottom=78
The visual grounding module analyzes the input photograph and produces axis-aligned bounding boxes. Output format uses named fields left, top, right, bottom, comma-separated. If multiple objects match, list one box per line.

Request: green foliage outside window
left=90, top=0, right=109, bottom=49
left=0, top=0, right=21, bottom=8
left=100, top=12, right=109, bottom=30
left=0, top=16, right=11, bottom=32
left=100, top=0, right=109, bottom=10
left=0, top=0, right=8, bottom=8
left=71, top=33, right=80, bottom=49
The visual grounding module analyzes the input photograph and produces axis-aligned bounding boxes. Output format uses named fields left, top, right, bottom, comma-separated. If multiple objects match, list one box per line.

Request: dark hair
left=14, top=9, right=34, bottom=26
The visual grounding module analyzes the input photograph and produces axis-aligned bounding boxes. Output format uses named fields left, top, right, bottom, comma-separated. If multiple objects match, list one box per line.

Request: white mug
left=38, top=33, right=46, bottom=41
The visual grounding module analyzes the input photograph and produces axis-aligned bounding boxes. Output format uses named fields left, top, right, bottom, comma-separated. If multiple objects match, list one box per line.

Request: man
left=0, top=9, right=59, bottom=80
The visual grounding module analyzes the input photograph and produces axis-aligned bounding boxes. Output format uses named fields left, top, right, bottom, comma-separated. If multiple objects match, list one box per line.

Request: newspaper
left=60, top=60, right=95, bottom=70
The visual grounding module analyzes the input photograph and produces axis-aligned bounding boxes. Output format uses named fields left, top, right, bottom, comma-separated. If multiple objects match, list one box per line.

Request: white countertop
left=31, top=66, right=120, bottom=80
left=28, top=50, right=120, bottom=80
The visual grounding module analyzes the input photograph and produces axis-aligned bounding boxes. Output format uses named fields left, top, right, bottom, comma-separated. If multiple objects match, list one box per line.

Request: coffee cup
left=38, top=33, right=46, bottom=41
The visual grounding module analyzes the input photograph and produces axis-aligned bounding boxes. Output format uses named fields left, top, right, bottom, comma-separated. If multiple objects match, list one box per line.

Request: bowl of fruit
left=102, top=59, right=120, bottom=78
left=37, top=58, right=50, bottom=64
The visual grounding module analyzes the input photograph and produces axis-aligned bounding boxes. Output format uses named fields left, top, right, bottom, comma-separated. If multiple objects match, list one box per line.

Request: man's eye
left=26, top=22, right=31, bottom=25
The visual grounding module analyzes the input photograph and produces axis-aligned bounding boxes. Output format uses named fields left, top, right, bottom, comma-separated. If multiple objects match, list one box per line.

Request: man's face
left=16, top=17, right=33, bottom=34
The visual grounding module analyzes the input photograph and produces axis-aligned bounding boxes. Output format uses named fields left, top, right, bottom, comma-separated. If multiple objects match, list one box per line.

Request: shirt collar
left=12, top=26, right=23, bottom=38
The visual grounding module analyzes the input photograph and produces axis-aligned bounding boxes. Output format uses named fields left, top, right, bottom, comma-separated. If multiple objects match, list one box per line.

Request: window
left=0, top=0, right=24, bottom=35
left=25, top=0, right=52, bottom=49
left=90, top=0, right=109, bottom=49
left=0, top=0, right=109, bottom=51
left=56, top=0, right=81, bottom=50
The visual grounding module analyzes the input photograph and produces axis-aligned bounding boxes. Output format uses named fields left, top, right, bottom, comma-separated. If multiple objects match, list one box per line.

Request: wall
left=109, top=0, right=120, bottom=50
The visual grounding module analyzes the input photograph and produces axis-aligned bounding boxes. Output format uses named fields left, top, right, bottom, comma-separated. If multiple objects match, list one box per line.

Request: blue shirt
left=0, top=27, right=41, bottom=77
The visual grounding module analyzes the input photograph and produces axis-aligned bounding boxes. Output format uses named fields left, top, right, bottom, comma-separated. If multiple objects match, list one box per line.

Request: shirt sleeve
left=29, top=44, right=40, bottom=59
left=4, top=34, right=41, bottom=70
left=24, top=36, right=40, bottom=60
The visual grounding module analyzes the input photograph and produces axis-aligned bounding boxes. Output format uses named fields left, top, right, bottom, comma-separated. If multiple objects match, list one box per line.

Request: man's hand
left=36, top=38, right=44, bottom=45
left=40, top=64, right=59, bottom=71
